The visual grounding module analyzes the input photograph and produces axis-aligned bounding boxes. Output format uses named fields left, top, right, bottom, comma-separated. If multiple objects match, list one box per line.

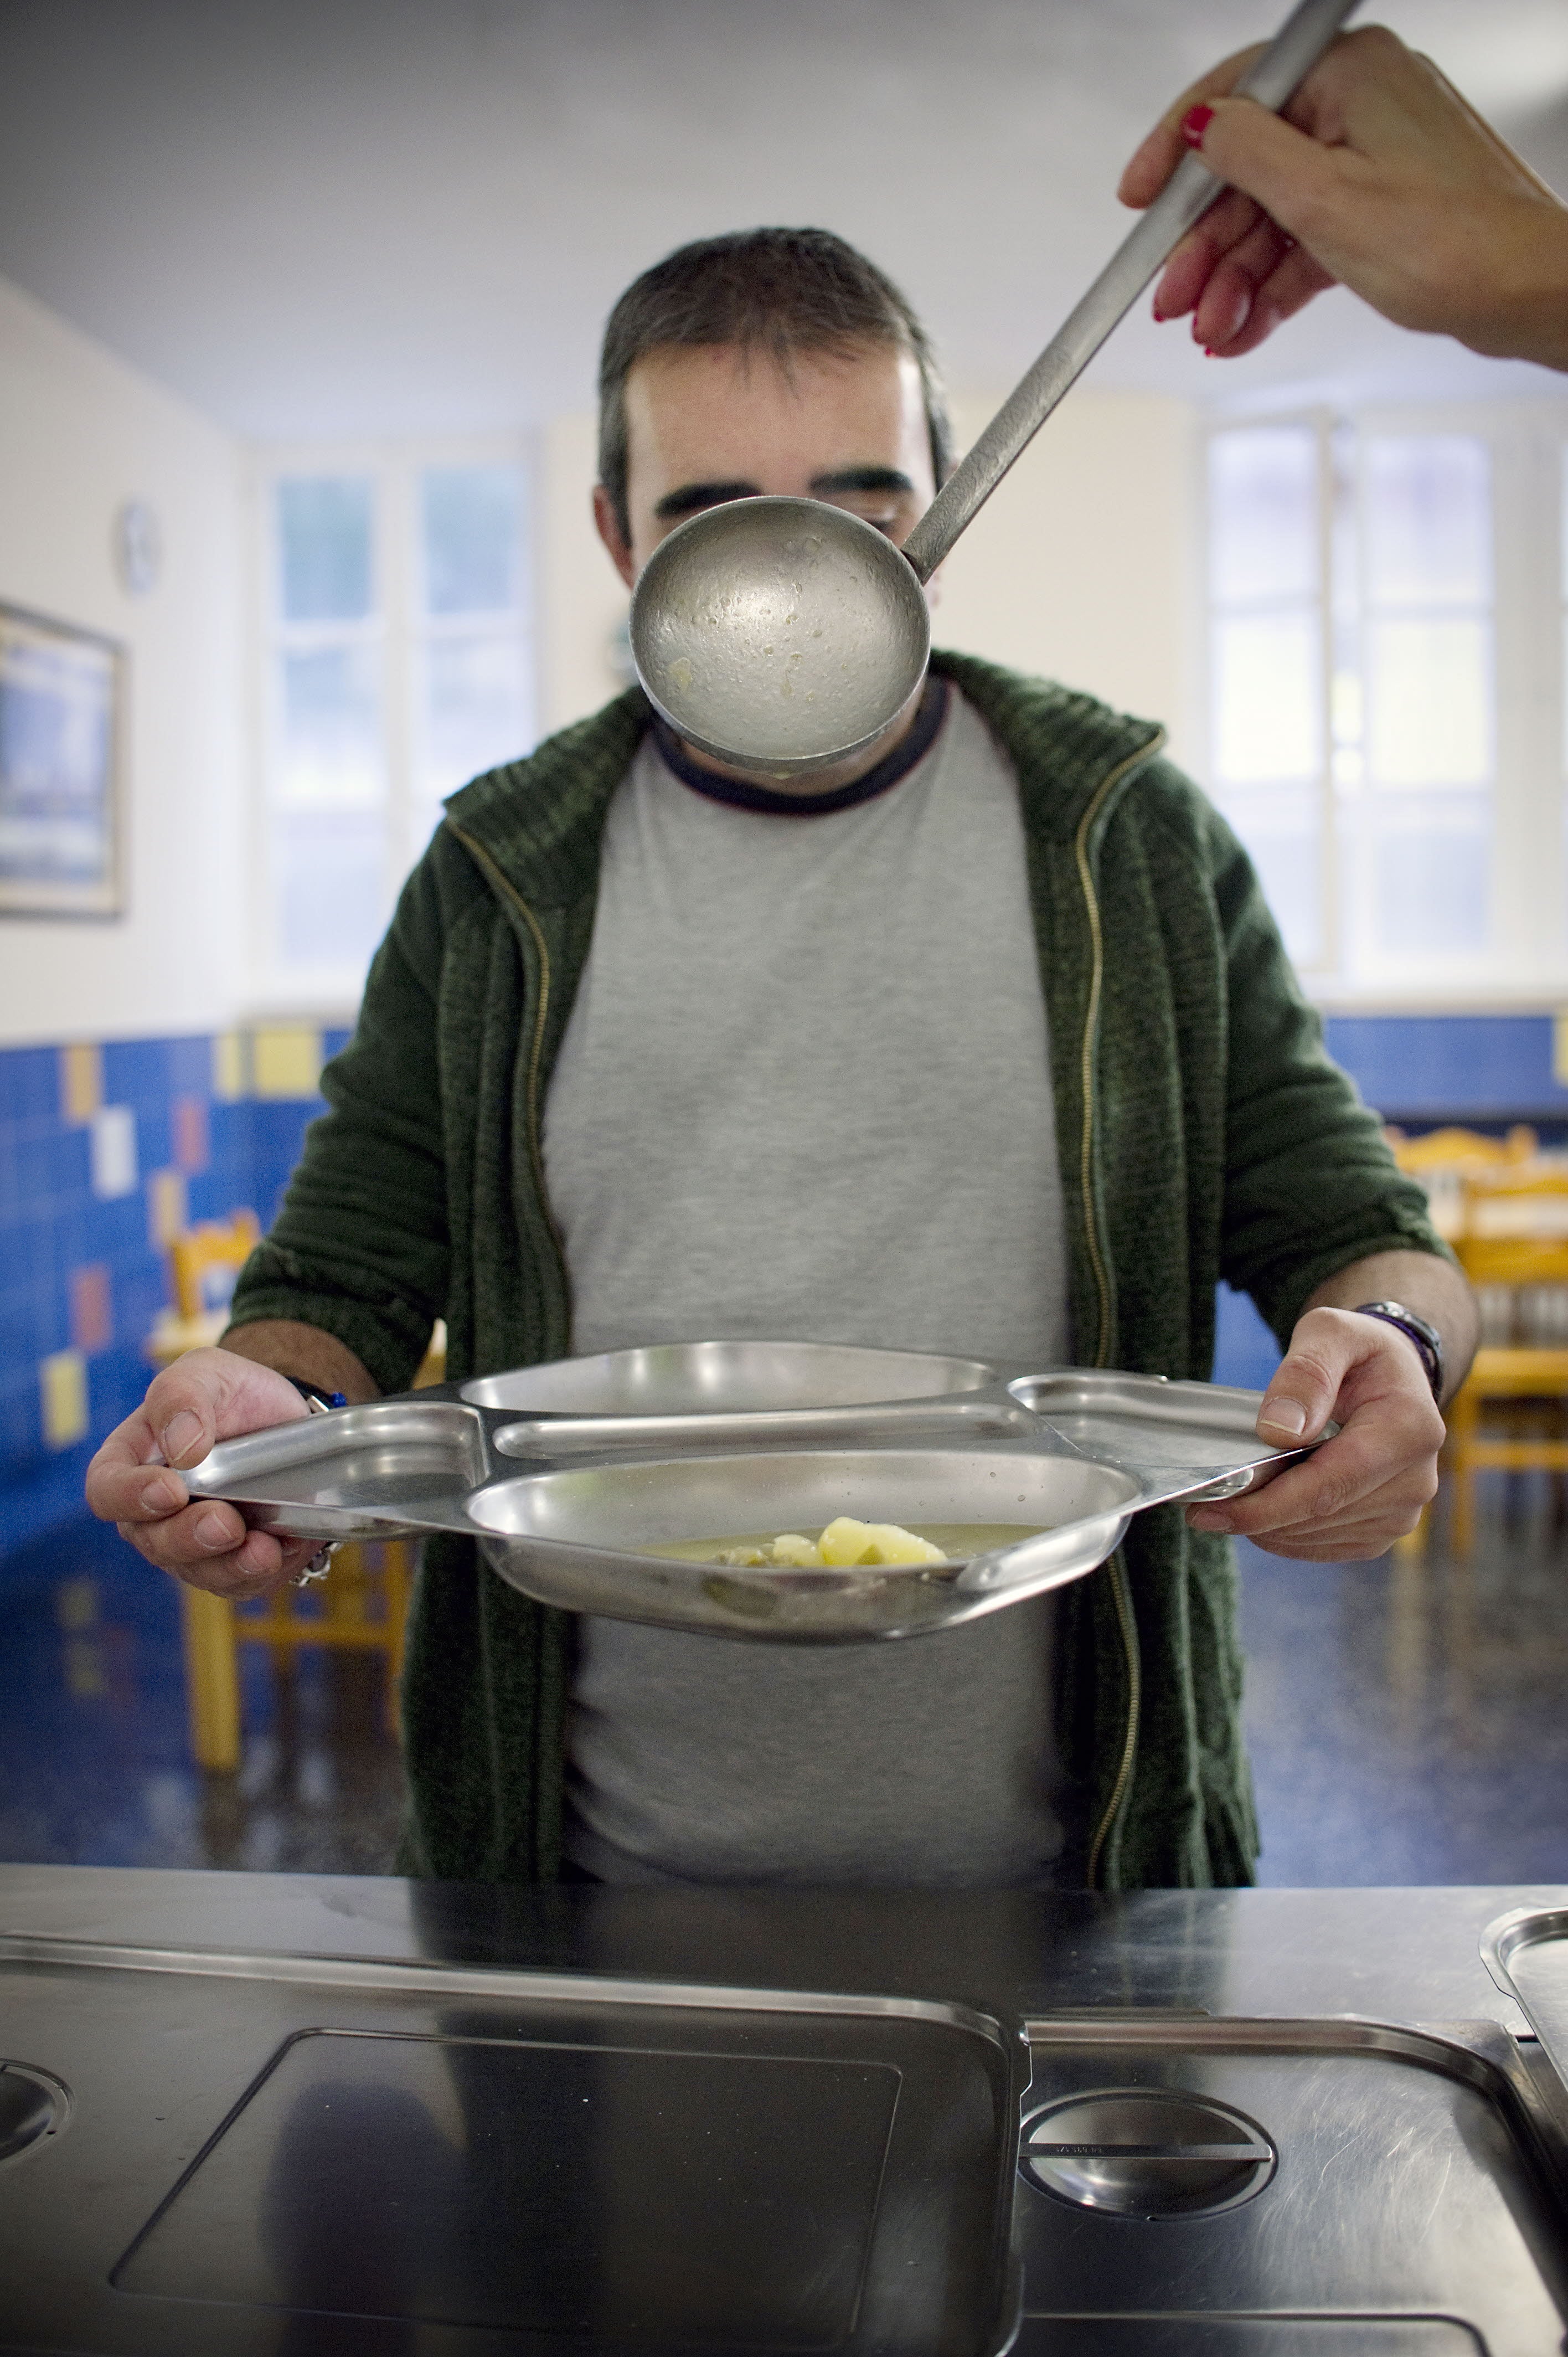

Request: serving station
left=4, top=1865, right=1568, bottom=2354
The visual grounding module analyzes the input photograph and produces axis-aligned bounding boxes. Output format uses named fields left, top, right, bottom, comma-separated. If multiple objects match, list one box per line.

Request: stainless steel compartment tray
left=1484, top=1906, right=1568, bottom=2101
left=184, top=1354, right=1314, bottom=1643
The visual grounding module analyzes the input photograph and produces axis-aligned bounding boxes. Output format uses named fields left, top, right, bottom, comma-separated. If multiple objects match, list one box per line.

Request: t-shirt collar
left=651, top=675, right=951, bottom=817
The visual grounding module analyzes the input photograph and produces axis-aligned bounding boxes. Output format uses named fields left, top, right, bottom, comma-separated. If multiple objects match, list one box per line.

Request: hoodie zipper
left=445, top=821, right=572, bottom=1320
left=1072, top=729, right=1164, bottom=1891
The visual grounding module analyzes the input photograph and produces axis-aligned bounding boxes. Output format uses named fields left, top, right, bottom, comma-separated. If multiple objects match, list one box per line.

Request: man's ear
left=593, top=484, right=637, bottom=589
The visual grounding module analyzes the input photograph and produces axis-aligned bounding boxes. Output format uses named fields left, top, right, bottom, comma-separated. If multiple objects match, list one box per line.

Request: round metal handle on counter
left=628, top=0, right=1360, bottom=781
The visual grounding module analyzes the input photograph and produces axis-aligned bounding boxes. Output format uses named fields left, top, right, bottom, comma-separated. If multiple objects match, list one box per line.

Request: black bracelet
left=1352, top=1302, right=1443, bottom=1402
left=286, top=1376, right=347, bottom=1414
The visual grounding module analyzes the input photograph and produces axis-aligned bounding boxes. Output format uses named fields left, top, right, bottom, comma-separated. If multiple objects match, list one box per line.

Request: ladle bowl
left=631, top=496, right=930, bottom=778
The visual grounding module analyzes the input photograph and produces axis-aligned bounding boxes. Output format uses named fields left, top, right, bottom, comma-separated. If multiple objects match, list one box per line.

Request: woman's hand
left=1185, top=1306, right=1443, bottom=1561
left=1120, top=24, right=1568, bottom=372
left=85, top=1348, right=320, bottom=1599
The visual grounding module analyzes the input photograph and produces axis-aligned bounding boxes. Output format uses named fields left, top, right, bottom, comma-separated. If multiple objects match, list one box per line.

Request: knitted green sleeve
left=1206, top=806, right=1452, bottom=1345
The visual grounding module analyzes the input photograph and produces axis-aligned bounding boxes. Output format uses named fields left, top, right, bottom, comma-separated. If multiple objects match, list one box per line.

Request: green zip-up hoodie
left=229, top=651, right=1446, bottom=1890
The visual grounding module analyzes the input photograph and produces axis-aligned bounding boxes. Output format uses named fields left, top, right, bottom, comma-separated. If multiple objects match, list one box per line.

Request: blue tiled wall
left=0, top=1028, right=349, bottom=1566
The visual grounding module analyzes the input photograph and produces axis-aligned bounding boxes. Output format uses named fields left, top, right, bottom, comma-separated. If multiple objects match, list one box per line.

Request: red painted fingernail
left=1181, top=102, right=1215, bottom=150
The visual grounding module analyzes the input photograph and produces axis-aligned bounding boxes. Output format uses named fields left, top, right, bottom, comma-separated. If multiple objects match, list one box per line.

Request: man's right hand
left=86, top=1349, right=319, bottom=1599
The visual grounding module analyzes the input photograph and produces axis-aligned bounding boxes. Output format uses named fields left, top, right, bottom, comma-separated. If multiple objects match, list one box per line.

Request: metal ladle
left=629, top=0, right=1359, bottom=779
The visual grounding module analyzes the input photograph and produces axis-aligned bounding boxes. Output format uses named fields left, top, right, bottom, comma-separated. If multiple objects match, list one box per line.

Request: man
left=88, top=228, right=1473, bottom=1891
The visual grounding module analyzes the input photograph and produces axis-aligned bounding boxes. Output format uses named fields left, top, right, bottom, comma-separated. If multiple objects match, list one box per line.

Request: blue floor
left=0, top=1517, right=405, bottom=1873
left=1241, top=1499, right=1568, bottom=1885
left=2, top=1501, right=1566, bottom=1885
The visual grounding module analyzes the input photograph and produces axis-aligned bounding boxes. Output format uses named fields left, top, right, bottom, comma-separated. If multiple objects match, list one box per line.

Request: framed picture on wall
left=0, top=601, right=125, bottom=918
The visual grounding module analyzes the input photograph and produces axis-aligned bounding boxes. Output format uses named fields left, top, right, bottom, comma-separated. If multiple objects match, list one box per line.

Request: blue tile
left=102, top=1038, right=169, bottom=1106
left=1324, top=1012, right=1568, bottom=1121
left=167, top=1034, right=212, bottom=1093
left=14, top=1131, right=57, bottom=1211
left=49, top=1127, right=91, bottom=1200
left=0, top=1048, right=59, bottom=1124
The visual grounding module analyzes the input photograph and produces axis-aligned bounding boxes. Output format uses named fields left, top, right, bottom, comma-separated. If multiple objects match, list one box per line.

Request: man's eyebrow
left=653, top=480, right=760, bottom=519
left=809, top=466, right=916, bottom=497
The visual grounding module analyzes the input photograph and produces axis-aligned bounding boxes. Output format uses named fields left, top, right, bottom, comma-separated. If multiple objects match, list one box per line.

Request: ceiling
left=2, top=0, right=1566, bottom=442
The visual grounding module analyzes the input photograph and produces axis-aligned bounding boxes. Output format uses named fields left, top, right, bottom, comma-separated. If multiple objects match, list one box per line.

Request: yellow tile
left=59, top=1042, right=102, bottom=1125
left=1555, top=1012, right=1568, bottom=1089
left=147, top=1167, right=188, bottom=1250
left=212, top=1029, right=249, bottom=1102
left=40, top=1348, right=89, bottom=1449
left=252, top=1025, right=322, bottom=1099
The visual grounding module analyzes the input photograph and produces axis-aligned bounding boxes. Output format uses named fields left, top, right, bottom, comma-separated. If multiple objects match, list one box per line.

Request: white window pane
left=1362, top=436, right=1491, bottom=609
left=422, top=466, right=525, bottom=616
left=273, top=812, right=387, bottom=970
left=1365, top=616, right=1491, bottom=787
left=417, top=634, right=533, bottom=803
left=1361, top=791, right=1489, bottom=958
left=1213, top=613, right=1321, bottom=784
left=1218, top=789, right=1322, bottom=967
left=277, top=477, right=374, bottom=622
left=1561, top=444, right=1568, bottom=600
left=278, top=645, right=384, bottom=809
left=1209, top=428, right=1318, bottom=605
left=1563, top=609, right=1568, bottom=771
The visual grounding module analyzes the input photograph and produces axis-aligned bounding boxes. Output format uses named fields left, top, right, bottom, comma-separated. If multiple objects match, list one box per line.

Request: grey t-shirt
left=541, top=687, right=1075, bottom=1886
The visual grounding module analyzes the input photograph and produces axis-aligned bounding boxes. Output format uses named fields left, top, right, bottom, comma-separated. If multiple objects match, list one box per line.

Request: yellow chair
left=182, top=1540, right=414, bottom=1770
left=1385, top=1124, right=1537, bottom=1174
left=146, top=1208, right=261, bottom=1367
left=151, top=1210, right=445, bottom=1771
left=1443, top=1171, right=1568, bottom=1556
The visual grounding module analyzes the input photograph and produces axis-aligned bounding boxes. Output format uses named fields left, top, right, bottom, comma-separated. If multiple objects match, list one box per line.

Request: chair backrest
left=1387, top=1124, right=1538, bottom=1174
left=169, top=1210, right=262, bottom=1321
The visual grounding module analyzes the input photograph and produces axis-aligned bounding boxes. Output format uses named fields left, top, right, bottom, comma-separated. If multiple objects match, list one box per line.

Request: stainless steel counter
left=2, top=1867, right=1567, bottom=2354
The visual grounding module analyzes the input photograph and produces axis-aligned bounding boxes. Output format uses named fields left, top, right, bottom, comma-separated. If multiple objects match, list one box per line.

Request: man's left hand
left=1186, top=1306, right=1444, bottom=1560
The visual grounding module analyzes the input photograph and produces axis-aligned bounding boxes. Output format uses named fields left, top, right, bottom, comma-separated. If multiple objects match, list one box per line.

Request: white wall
left=0, top=274, right=244, bottom=1046
left=533, top=389, right=1202, bottom=768
left=935, top=390, right=1201, bottom=773
left=537, top=413, right=630, bottom=737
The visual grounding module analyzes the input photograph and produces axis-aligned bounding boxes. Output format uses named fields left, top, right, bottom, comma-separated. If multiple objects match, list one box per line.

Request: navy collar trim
left=651, top=675, right=951, bottom=817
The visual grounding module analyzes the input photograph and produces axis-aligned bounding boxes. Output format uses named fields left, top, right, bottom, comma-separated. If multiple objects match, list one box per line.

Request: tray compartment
left=1010, top=1372, right=1306, bottom=1505
left=187, top=1398, right=492, bottom=1539
left=462, top=1339, right=996, bottom=1416
left=467, top=1447, right=1142, bottom=1640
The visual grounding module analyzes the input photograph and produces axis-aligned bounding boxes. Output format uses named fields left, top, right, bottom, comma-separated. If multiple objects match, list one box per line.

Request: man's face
left=595, top=338, right=936, bottom=589
left=592, top=341, right=937, bottom=786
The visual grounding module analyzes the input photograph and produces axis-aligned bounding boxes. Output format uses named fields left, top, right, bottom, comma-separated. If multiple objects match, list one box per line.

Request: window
left=259, top=450, right=533, bottom=997
left=1343, top=434, right=1494, bottom=972
left=1206, top=425, right=1325, bottom=967
left=1208, top=406, right=1566, bottom=999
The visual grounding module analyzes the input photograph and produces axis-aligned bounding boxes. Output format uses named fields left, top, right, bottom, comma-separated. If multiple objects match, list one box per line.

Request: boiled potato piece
left=769, top=1532, right=823, bottom=1567
left=816, top=1515, right=946, bottom=1567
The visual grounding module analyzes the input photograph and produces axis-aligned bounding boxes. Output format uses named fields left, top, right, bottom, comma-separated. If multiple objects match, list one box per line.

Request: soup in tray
left=646, top=1514, right=1046, bottom=1570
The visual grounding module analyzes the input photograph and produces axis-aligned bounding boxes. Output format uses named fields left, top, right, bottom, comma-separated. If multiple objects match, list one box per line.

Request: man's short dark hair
left=597, top=227, right=952, bottom=542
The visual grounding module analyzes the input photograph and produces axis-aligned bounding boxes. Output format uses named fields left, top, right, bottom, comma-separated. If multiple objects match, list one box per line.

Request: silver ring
left=291, top=1543, right=338, bottom=1588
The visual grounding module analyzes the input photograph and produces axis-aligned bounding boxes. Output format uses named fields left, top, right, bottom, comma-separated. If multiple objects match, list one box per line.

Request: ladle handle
left=900, top=0, right=1361, bottom=584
